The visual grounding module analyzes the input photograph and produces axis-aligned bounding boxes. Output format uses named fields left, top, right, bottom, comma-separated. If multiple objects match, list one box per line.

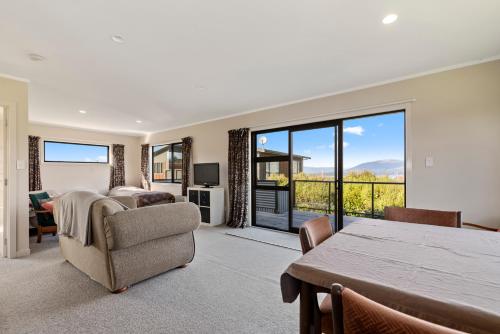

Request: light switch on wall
left=425, top=156, right=434, bottom=168
left=16, top=160, right=26, bottom=170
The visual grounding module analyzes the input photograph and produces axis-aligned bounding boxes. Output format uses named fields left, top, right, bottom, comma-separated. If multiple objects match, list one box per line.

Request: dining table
left=281, top=219, right=500, bottom=334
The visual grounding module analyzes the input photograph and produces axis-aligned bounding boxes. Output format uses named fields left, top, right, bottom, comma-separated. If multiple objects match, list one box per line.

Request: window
left=44, top=141, right=109, bottom=163
left=152, top=142, right=183, bottom=183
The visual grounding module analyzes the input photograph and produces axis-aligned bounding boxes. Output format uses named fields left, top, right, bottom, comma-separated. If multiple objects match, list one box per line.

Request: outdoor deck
left=255, top=210, right=374, bottom=231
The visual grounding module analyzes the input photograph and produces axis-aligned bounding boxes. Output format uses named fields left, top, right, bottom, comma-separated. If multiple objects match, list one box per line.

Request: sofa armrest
left=109, top=196, right=138, bottom=209
left=104, top=202, right=201, bottom=250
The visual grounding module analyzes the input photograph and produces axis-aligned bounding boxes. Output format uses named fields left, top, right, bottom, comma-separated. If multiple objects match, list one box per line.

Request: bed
left=108, top=186, right=176, bottom=207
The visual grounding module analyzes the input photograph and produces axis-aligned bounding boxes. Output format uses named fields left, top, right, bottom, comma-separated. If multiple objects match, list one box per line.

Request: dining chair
left=299, top=215, right=334, bottom=334
left=384, top=207, right=461, bottom=228
left=330, top=283, right=465, bottom=334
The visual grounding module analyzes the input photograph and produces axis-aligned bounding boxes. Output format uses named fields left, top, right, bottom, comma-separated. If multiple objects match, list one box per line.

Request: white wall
left=143, top=60, right=500, bottom=228
left=29, top=123, right=142, bottom=195
left=0, top=106, right=4, bottom=257
left=0, top=76, right=29, bottom=257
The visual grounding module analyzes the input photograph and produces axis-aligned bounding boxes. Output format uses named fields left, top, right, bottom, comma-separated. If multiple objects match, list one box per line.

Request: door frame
left=250, top=104, right=411, bottom=233
left=0, top=102, right=17, bottom=258
left=251, top=119, right=343, bottom=233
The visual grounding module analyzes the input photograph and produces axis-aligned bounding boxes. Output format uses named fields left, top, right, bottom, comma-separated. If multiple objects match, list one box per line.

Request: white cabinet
left=187, top=187, right=224, bottom=225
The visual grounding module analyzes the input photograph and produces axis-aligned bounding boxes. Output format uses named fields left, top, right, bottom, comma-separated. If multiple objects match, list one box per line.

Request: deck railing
left=292, top=179, right=405, bottom=218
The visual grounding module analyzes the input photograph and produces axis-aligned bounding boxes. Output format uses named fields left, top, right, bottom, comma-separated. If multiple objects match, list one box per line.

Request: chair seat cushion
left=37, top=214, right=56, bottom=227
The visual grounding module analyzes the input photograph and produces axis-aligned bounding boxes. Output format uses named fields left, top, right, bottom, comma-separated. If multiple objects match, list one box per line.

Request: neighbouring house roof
left=257, top=148, right=310, bottom=160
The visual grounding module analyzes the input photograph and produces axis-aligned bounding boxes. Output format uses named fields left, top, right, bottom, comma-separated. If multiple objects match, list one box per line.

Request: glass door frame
left=251, top=119, right=343, bottom=233
left=251, top=109, right=407, bottom=233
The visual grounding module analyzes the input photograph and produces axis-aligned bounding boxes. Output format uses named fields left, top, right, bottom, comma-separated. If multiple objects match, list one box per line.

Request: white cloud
left=315, top=144, right=326, bottom=150
left=377, top=123, right=384, bottom=127
left=344, top=126, right=364, bottom=136
left=326, top=142, right=349, bottom=149
left=83, top=156, right=108, bottom=162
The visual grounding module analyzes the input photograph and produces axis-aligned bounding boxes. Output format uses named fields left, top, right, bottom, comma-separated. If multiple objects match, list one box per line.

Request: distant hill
left=303, top=166, right=335, bottom=176
left=303, top=159, right=404, bottom=177
left=346, top=159, right=404, bottom=176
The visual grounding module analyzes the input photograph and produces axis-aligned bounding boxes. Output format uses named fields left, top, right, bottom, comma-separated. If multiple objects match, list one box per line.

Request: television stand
left=187, top=187, right=224, bottom=225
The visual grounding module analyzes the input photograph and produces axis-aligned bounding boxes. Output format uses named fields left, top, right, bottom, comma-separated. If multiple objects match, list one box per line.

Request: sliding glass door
left=252, top=121, right=342, bottom=233
left=291, top=125, right=339, bottom=230
left=251, top=110, right=406, bottom=233
left=252, top=130, right=291, bottom=231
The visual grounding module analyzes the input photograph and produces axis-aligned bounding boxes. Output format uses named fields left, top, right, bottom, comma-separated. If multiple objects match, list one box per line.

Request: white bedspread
left=108, top=186, right=147, bottom=197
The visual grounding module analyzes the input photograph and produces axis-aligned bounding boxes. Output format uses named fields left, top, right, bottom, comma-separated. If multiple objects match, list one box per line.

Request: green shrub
left=267, top=171, right=404, bottom=217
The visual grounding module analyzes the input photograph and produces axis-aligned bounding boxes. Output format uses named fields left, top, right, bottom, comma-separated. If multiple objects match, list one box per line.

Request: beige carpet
left=226, top=227, right=302, bottom=251
left=0, top=225, right=300, bottom=333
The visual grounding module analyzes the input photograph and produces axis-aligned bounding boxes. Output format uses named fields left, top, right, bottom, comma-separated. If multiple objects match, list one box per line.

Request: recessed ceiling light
left=28, top=53, right=45, bottom=61
left=136, top=120, right=142, bottom=124
left=111, top=35, right=125, bottom=43
left=382, top=14, right=398, bottom=25
left=79, top=110, right=87, bottom=114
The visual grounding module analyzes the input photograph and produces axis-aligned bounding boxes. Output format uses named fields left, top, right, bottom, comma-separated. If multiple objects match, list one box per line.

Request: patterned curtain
left=181, top=137, right=193, bottom=196
left=28, top=135, right=42, bottom=191
left=109, top=144, right=126, bottom=190
left=227, top=128, right=249, bottom=228
left=141, top=144, right=150, bottom=190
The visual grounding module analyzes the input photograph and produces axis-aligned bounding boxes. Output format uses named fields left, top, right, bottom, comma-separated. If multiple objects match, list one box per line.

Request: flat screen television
left=194, top=163, right=220, bottom=187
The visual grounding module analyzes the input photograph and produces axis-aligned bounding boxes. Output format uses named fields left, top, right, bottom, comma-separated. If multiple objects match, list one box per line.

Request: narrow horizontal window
left=44, top=141, right=109, bottom=163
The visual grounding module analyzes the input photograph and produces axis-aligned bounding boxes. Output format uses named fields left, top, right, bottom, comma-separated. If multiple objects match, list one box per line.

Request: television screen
left=194, top=163, right=220, bottom=186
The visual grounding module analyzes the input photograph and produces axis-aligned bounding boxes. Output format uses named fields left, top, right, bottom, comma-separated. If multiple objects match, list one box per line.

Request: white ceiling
left=1, top=1, right=500, bottom=135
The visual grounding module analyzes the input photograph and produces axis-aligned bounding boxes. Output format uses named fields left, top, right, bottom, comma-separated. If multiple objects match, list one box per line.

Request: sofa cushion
left=104, top=202, right=201, bottom=250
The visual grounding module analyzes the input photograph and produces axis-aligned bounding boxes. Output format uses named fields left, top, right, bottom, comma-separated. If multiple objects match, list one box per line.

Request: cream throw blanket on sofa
left=54, top=191, right=106, bottom=246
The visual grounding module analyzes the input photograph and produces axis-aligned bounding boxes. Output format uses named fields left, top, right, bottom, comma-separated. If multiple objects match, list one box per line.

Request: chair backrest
left=384, top=207, right=461, bottom=228
left=29, top=191, right=50, bottom=210
left=299, top=216, right=333, bottom=254
left=330, top=284, right=465, bottom=334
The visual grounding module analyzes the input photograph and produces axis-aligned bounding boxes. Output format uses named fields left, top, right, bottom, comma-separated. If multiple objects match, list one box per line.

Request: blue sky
left=45, top=142, right=109, bottom=162
left=256, top=112, right=404, bottom=169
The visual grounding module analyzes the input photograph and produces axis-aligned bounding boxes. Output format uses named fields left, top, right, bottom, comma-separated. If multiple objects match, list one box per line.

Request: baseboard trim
left=16, top=248, right=31, bottom=258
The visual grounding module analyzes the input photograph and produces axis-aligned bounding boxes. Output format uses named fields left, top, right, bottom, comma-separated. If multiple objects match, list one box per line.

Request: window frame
left=152, top=142, right=183, bottom=184
left=43, top=140, right=110, bottom=164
